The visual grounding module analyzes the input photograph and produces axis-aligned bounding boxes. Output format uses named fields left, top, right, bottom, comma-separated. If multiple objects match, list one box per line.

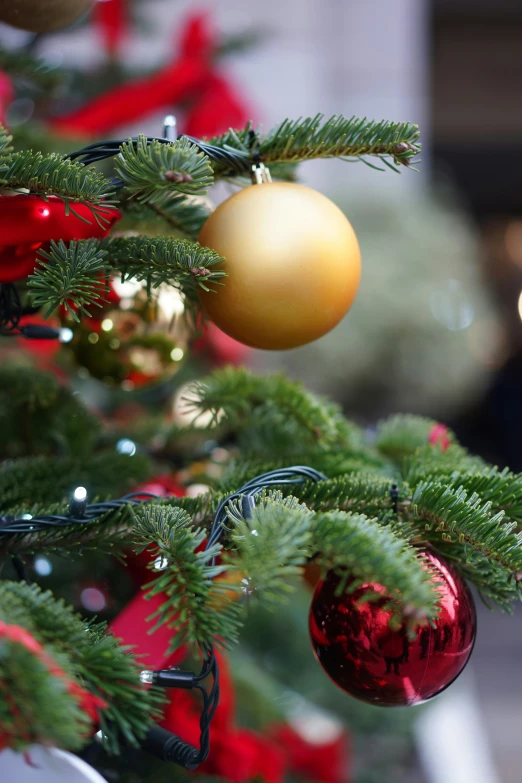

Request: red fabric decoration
left=193, top=322, right=249, bottom=366
left=93, top=0, right=128, bottom=58
left=428, top=423, right=451, bottom=452
left=0, top=619, right=106, bottom=749
left=50, top=14, right=213, bottom=138
left=0, top=195, right=120, bottom=283
left=184, top=73, right=252, bottom=138
left=49, top=12, right=253, bottom=140
left=269, top=724, right=350, bottom=783
left=160, top=653, right=286, bottom=783
left=0, top=72, right=13, bottom=126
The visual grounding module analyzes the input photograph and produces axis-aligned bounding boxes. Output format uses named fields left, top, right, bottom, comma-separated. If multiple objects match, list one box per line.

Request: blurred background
left=2, top=1, right=522, bottom=781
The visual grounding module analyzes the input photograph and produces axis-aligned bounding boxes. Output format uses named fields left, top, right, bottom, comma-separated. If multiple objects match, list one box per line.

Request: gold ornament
left=60, top=278, right=187, bottom=390
left=198, top=181, right=361, bottom=350
left=0, top=0, right=93, bottom=32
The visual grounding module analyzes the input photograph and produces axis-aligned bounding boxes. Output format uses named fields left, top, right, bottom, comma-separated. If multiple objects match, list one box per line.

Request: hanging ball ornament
left=0, top=195, right=120, bottom=284
left=309, top=551, right=476, bottom=707
left=198, top=174, right=361, bottom=350
left=60, top=278, right=187, bottom=390
left=0, top=0, right=93, bottom=33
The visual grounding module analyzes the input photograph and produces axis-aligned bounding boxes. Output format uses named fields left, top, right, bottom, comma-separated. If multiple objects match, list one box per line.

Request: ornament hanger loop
left=251, top=162, right=272, bottom=185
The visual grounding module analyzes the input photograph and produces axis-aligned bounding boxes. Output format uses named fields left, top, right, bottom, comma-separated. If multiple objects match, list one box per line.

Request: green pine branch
left=0, top=146, right=116, bottom=224
left=28, top=239, right=109, bottom=319
left=209, top=114, right=420, bottom=177
left=115, top=135, right=214, bottom=203
left=0, top=633, right=88, bottom=751
left=376, top=414, right=451, bottom=461
left=0, top=125, right=13, bottom=156
left=184, top=368, right=358, bottom=453
left=104, top=235, right=226, bottom=293
left=132, top=504, right=243, bottom=650
left=311, top=510, right=439, bottom=625
left=294, top=474, right=410, bottom=523
left=403, top=444, right=486, bottom=485
left=0, top=45, right=63, bottom=90
left=412, top=482, right=522, bottom=576
left=0, top=582, right=164, bottom=753
left=447, top=468, right=522, bottom=525
left=27, top=233, right=224, bottom=316
left=224, top=492, right=314, bottom=605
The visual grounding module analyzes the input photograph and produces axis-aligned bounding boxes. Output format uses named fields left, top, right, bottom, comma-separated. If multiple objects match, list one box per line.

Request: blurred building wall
left=18, top=0, right=430, bottom=196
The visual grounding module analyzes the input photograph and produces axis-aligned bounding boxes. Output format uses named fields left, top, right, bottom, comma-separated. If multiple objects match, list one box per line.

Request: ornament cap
left=251, top=162, right=272, bottom=184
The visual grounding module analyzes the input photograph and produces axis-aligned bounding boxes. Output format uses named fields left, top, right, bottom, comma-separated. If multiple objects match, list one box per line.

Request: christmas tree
left=0, top=7, right=520, bottom=783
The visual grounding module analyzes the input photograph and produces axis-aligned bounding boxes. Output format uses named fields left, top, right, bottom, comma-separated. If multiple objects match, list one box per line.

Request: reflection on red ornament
left=0, top=195, right=120, bottom=283
left=309, top=551, right=476, bottom=707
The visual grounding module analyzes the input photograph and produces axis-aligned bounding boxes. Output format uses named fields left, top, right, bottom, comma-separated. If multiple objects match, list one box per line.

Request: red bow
left=50, top=13, right=252, bottom=139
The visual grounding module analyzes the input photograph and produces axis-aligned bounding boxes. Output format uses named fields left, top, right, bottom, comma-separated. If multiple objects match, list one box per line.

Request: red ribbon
left=50, top=13, right=251, bottom=139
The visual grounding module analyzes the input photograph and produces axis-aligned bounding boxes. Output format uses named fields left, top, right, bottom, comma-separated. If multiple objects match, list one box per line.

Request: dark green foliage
left=122, top=195, right=211, bottom=239
left=208, top=115, right=420, bottom=178
left=224, top=492, right=313, bottom=605
left=412, top=482, right=522, bottom=574
left=184, top=367, right=360, bottom=455
left=0, top=636, right=87, bottom=751
left=0, top=365, right=100, bottom=459
left=0, top=583, right=164, bottom=752
left=258, top=114, right=420, bottom=171
left=0, top=451, right=151, bottom=514
left=0, top=45, right=63, bottom=90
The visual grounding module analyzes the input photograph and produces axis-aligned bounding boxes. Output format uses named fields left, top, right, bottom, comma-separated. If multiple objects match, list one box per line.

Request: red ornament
left=0, top=195, right=120, bottom=283
left=193, top=322, right=250, bottom=366
left=309, top=551, right=476, bottom=707
left=429, top=423, right=451, bottom=452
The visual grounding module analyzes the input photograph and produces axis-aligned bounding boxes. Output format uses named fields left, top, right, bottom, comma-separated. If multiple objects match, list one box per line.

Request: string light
left=33, top=556, right=52, bottom=576
left=116, top=438, right=137, bottom=456
left=69, top=486, right=88, bottom=517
